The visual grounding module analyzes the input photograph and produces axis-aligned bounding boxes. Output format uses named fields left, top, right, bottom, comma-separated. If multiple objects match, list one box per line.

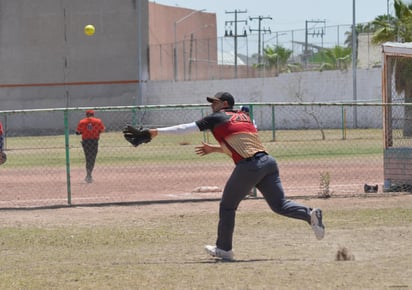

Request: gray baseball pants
left=216, top=153, right=312, bottom=251
left=81, top=139, right=99, bottom=177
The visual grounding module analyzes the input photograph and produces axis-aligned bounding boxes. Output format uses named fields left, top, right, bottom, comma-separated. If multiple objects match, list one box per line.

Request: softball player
left=76, top=110, right=105, bottom=183
left=148, top=92, right=325, bottom=261
left=0, top=121, right=4, bottom=152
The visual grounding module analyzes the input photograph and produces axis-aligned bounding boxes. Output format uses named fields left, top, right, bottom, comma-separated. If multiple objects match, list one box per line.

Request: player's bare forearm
left=195, top=142, right=223, bottom=156
left=149, top=129, right=158, bottom=138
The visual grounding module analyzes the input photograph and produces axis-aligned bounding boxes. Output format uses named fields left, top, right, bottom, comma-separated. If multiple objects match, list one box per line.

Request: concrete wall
left=144, top=68, right=382, bottom=129
left=1, top=68, right=382, bottom=134
left=0, top=0, right=149, bottom=110
left=146, top=68, right=381, bottom=105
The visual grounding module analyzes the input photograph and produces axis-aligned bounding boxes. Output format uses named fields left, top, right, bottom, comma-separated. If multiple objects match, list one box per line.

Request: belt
left=244, top=151, right=268, bottom=162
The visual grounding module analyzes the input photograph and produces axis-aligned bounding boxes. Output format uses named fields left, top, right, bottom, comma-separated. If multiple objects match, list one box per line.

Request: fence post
left=341, top=106, right=347, bottom=140
left=64, top=110, right=72, bottom=205
left=249, top=104, right=255, bottom=127
left=271, top=105, right=276, bottom=141
left=201, top=108, right=210, bottom=143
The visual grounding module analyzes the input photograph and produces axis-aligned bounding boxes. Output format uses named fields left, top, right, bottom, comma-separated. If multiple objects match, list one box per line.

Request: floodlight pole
left=352, top=0, right=358, bottom=128
left=387, top=0, right=390, bottom=23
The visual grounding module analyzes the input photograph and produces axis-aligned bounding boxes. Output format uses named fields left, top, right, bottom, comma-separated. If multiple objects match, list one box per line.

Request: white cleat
left=205, top=245, right=234, bottom=261
left=311, top=208, right=325, bottom=240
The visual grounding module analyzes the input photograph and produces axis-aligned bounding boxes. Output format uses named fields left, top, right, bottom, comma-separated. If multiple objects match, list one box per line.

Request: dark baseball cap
left=207, top=92, right=235, bottom=107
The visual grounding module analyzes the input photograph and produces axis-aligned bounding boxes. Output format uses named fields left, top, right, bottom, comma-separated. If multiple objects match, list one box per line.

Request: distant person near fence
left=76, top=110, right=105, bottom=183
left=240, top=106, right=257, bottom=129
left=124, top=91, right=325, bottom=261
left=0, top=121, right=6, bottom=165
left=0, top=121, right=4, bottom=152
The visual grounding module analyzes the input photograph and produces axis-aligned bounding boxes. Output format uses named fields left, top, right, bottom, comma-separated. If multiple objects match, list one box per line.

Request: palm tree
left=372, top=1, right=412, bottom=43
left=262, top=45, right=293, bottom=73
left=344, top=23, right=375, bottom=49
left=369, top=15, right=397, bottom=42
left=372, top=0, right=412, bottom=136
left=314, top=46, right=352, bottom=71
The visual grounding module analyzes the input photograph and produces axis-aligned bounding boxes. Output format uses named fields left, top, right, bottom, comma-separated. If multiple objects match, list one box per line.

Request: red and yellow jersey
left=76, top=117, right=105, bottom=140
left=196, top=109, right=266, bottom=164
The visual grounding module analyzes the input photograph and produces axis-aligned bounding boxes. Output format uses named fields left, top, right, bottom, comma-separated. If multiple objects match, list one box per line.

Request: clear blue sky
left=150, top=0, right=399, bottom=37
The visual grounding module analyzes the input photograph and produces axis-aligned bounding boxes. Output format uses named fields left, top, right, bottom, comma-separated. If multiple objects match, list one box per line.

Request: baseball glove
left=0, top=151, right=7, bottom=165
left=123, top=125, right=152, bottom=147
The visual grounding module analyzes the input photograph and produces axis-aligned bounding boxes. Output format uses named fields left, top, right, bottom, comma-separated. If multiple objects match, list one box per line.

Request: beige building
left=357, top=33, right=382, bottom=69
left=148, top=3, right=217, bottom=81
left=148, top=2, right=259, bottom=81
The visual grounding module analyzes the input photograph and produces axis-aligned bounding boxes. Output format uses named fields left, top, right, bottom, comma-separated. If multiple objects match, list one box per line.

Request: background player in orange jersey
left=76, top=110, right=105, bottom=183
left=0, top=121, right=4, bottom=153
left=0, top=121, right=6, bottom=165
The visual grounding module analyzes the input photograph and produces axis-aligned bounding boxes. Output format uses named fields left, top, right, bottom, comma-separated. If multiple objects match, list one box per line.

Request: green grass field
left=0, top=195, right=411, bottom=289
left=0, top=127, right=410, bottom=289
left=3, top=128, right=383, bottom=168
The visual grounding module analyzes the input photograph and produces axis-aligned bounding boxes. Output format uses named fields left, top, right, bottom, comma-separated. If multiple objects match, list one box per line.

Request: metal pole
left=257, top=18, right=261, bottom=64
left=137, top=0, right=143, bottom=106
left=234, top=10, right=238, bottom=78
left=173, top=21, right=177, bottom=81
left=133, top=0, right=144, bottom=126
left=271, top=105, right=276, bottom=141
left=387, top=0, right=390, bottom=23
left=64, top=110, right=72, bottom=205
left=352, top=0, right=358, bottom=128
left=305, top=20, right=308, bottom=68
left=291, top=30, right=294, bottom=62
left=173, top=9, right=205, bottom=81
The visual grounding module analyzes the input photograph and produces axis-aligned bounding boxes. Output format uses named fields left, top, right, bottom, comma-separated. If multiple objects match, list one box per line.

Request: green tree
left=313, top=46, right=352, bottom=71
left=372, top=1, right=412, bottom=43
left=262, top=45, right=295, bottom=73
left=372, top=0, right=412, bottom=136
left=263, top=45, right=301, bottom=74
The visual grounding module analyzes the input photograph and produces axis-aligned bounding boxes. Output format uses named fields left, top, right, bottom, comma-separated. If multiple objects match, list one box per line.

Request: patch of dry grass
left=0, top=196, right=411, bottom=289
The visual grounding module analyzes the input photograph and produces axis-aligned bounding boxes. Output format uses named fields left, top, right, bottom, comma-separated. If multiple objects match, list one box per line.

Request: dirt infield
left=0, top=157, right=383, bottom=208
left=1, top=193, right=410, bottom=227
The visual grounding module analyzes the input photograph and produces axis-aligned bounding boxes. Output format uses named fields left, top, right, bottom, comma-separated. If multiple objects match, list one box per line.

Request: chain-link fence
left=382, top=44, right=412, bottom=190
left=0, top=103, right=385, bottom=208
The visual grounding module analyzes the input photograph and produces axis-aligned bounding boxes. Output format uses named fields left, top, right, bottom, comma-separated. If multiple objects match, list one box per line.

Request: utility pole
left=249, top=15, right=272, bottom=65
left=225, top=9, right=248, bottom=78
left=304, top=19, right=326, bottom=68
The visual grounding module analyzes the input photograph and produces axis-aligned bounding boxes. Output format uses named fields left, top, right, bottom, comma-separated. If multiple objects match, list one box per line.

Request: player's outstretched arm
left=195, top=142, right=223, bottom=156
left=124, top=122, right=199, bottom=147
left=149, top=129, right=158, bottom=139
